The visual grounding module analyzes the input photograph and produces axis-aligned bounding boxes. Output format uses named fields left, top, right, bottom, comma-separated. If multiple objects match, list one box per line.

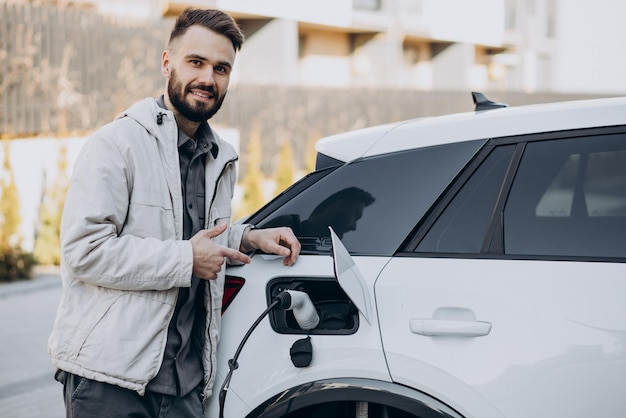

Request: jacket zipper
left=203, top=155, right=238, bottom=401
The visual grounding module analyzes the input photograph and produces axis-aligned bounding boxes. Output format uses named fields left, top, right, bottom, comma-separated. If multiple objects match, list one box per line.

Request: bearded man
left=48, top=8, right=300, bottom=417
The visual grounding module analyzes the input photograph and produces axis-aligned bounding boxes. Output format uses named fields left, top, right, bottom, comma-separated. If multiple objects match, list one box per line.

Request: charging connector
left=275, top=290, right=320, bottom=330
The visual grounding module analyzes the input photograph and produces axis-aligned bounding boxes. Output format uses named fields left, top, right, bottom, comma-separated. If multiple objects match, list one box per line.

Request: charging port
left=267, top=277, right=359, bottom=335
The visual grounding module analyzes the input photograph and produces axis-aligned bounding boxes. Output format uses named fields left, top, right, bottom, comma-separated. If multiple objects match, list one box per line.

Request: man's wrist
left=240, top=225, right=256, bottom=253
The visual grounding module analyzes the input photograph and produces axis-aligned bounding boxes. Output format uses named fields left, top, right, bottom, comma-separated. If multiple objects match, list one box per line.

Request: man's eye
left=215, top=66, right=229, bottom=74
left=190, top=60, right=202, bottom=66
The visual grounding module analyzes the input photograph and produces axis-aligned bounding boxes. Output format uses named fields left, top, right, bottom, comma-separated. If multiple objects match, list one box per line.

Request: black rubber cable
left=218, top=293, right=291, bottom=418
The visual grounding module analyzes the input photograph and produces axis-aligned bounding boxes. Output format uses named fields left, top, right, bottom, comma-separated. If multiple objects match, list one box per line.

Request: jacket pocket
left=127, top=188, right=175, bottom=239
left=76, top=291, right=174, bottom=382
left=210, top=204, right=231, bottom=229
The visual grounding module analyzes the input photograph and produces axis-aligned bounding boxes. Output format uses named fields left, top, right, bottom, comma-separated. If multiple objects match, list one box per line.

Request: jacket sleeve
left=61, top=132, right=193, bottom=291
left=227, top=223, right=250, bottom=265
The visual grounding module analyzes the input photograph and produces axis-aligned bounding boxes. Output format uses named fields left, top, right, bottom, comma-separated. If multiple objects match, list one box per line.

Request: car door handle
left=409, top=319, right=492, bottom=337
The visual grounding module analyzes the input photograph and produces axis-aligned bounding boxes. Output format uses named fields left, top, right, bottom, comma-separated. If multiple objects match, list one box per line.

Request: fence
left=0, top=1, right=168, bottom=137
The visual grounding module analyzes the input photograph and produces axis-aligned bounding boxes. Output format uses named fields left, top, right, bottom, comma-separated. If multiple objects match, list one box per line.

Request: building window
left=353, top=0, right=381, bottom=11
left=546, top=0, right=556, bottom=38
left=505, top=0, right=517, bottom=31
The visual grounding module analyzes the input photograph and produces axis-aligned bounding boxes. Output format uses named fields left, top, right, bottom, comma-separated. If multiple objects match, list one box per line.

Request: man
left=48, top=8, right=300, bottom=417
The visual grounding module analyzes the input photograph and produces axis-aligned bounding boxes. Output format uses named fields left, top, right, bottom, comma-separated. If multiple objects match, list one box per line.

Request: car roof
left=315, top=96, right=626, bottom=163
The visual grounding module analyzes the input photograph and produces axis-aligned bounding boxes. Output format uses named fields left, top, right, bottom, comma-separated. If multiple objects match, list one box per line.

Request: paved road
left=0, top=271, right=65, bottom=418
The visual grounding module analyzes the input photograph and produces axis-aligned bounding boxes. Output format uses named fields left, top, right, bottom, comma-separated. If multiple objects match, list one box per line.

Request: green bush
left=0, top=246, right=36, bottom=282
left=1, top=139, right=38, bottom=281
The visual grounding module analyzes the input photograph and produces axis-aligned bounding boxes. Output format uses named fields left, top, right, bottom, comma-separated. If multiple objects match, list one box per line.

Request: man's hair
left=169, top=8, right=245, bottom=51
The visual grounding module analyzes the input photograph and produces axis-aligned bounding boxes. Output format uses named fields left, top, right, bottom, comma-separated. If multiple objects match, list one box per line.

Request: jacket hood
left=116, top=98, right=168, bottom=139
left=116, top=97, right=239, bottom=163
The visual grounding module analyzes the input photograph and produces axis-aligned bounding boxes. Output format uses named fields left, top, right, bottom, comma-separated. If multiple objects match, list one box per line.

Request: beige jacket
left=48, top=98, right=247, bottom=401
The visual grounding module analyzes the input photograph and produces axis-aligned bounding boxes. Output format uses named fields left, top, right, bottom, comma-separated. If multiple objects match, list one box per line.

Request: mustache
left=188, top=84, right=216, bottom=94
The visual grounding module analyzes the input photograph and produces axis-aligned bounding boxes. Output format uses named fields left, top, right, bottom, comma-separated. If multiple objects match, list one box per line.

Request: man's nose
left=198, top=68, right=217, bottom=85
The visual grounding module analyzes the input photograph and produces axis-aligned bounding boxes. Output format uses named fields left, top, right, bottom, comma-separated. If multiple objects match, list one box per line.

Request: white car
left=208, top=93, right=626, bottom=418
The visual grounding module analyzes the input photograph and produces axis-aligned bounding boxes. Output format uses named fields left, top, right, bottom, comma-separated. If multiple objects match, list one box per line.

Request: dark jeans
left=55, top=370, right=204, bottom=418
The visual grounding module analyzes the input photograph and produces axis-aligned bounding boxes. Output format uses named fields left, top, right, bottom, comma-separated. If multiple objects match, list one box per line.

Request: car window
left=246, top=167, right=338, bottom=223
left=416, top=145, right=515, bottom=253
left=504, top=132, right=626, bottom=258
left=256, top=140, right=485, bottom=256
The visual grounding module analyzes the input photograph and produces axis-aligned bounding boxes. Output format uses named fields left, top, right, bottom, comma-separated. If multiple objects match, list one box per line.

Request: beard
left=167, top=68, right=226, bottom=122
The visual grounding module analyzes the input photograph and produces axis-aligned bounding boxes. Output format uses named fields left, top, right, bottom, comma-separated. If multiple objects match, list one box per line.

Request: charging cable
left=218, top=290, right=319, bottom=418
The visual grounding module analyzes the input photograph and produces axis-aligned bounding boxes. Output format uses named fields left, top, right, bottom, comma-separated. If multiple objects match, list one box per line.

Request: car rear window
left=254, top=140, right=485, bottom=256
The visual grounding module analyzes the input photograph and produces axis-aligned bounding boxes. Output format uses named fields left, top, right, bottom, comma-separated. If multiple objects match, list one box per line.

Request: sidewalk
left=0, top=268, right=65, bottom=418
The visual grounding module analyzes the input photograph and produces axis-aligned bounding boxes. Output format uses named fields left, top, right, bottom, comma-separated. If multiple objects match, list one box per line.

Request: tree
left=0, top=140, right=21, bottom=250
left=273, top=138, right=295, bottom=197
left=235, top=122, right=265, bottom=220
left=33, top=144, right=69, bottom=265
left=304, top=129, right=322, bottom=174
left=0, top=139, right=35, bottom=281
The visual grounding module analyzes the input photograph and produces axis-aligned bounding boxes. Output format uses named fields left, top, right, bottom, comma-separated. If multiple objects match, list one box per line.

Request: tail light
left=222, top=276, right=245, bottom=315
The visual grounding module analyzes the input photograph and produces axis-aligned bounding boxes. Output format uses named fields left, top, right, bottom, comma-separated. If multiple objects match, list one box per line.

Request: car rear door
left=377, top=129, right=626, bottom=418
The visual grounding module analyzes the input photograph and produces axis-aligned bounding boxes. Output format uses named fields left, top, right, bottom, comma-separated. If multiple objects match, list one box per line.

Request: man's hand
left=241, top=226, right=301, bottom=266
left=190, top=223, right=251, bottom=280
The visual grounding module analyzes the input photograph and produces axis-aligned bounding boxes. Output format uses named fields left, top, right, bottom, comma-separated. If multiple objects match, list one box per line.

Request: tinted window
left=257, top=140, right=485, bottom=256
left=504, top=133, right=626, bottom=258
left=247, top=167, right=337, bottom=223
left=416, top=145, right=515, bottom=253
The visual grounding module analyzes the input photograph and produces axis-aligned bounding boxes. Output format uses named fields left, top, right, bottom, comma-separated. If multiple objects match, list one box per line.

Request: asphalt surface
left=0, top=268, right=65, bottom=418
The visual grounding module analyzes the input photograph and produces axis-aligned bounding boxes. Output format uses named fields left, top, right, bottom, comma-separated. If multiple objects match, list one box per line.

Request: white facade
left=551, top=0, right=626, bottom=94
left=90, top=0, right=626, bottom=94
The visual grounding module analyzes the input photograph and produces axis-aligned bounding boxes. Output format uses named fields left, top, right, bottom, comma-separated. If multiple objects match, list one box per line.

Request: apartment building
left=90, top=0, right=626, bottom=94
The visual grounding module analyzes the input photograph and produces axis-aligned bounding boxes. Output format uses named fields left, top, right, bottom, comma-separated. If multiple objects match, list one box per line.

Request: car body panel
left=314, top=121, right=401, bottom=163
left=376, top=257, right=626, bottom=418
left=317, top=97, right=626, bottom=162
left=210, top=255, right=392, bottom=418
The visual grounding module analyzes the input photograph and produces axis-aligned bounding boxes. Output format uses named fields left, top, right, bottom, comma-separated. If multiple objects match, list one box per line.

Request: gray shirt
left=147, top=97, right=218, bottom=396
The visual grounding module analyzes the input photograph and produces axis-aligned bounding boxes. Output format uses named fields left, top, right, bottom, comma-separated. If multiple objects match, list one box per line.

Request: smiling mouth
left=191, top=90, right=214, bottom=100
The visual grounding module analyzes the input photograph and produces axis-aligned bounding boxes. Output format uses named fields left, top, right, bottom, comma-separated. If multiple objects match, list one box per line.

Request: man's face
left=168, top=66, right=226, bottom=121
left=162, top=25, right=236, bottom=122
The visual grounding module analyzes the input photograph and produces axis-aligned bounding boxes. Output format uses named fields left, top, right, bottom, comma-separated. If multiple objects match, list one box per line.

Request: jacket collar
left=117, top=97, right=238, bottom=164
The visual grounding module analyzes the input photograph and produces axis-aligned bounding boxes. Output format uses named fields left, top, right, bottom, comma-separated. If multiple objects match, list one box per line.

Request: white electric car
left=208, top=93, right=626, bottom=418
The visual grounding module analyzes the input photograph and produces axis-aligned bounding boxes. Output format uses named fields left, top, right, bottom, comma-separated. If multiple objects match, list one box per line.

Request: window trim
left=401, top=124, right=626, bottom=263
left=481, top=142, right=526, bottom=254
left=400, top=141, right=500, bottom=251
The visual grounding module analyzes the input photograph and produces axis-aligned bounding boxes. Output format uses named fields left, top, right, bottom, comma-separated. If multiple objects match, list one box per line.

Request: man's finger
left=265, top=241, right=292, bottom=257
left=222, top=247, right=251, bottom=264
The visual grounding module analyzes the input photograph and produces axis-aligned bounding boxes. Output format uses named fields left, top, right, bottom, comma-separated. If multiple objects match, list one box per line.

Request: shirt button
left=188, top=203, right=193, bottom=209
left=178, top=319, right=183, bottom=326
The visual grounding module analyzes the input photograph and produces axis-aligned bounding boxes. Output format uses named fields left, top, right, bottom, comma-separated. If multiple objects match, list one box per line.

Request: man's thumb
left=206, top=222, right=228, bottom=238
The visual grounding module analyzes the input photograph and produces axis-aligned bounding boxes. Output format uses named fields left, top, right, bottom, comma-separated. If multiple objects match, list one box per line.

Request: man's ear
left=161, top=50, right=170, bottom=78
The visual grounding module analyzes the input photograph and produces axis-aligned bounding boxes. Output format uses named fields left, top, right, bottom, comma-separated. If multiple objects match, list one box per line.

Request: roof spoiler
left=472, top=92, right=508, bottom=111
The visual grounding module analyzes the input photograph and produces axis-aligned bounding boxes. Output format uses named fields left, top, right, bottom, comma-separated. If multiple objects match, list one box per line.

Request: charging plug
left=274, top=290, right=320, bottom=330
